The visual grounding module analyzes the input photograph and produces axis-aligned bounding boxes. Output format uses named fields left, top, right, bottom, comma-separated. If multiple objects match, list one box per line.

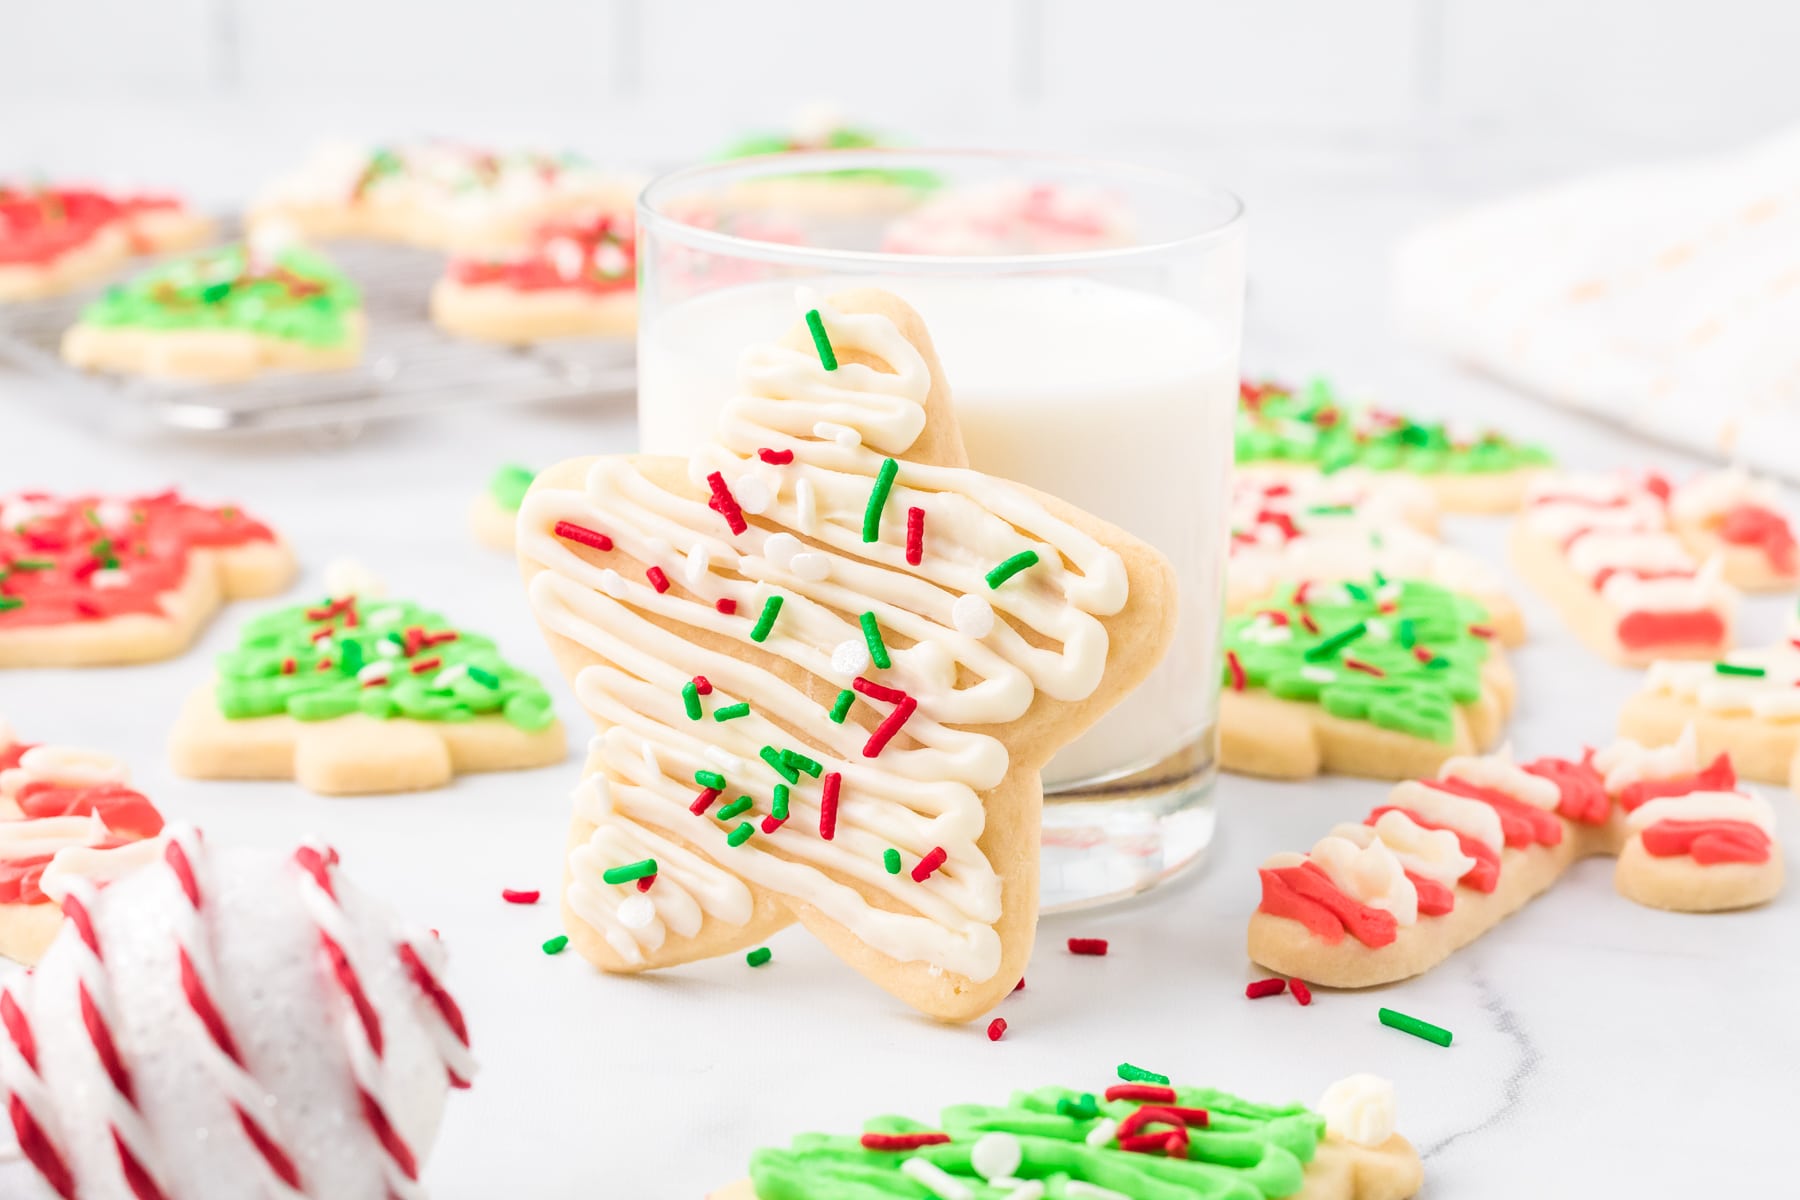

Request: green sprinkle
left=1715, top=662, right=1767, bottom=677
left=1306, top=504, right=1354, bottom=515
left=829, top=689, right=855, bottom=723
left=862, top=457, right=899, bottom=543
left=9, top=559, right=54, bottom=571
left=713, top=701, right=751, bottom=722
left=985, top=550, right=1040, bottom=590
left=200, top=280, right=233, bottom=303
left=883, top=848, right=903, bottom=874
left=489, top=463, right=536, bottom=512
left=0, top=597, right=21, bottom=612
left=1117, top=1062, right=1170, bottom=1085
left=1379, top=1006, right=1453, bottom=1047
left=804, top=308, right=838, bottom=370
left=695, top=769, right=727, bottom=790
left=781, top=749, right=822, bottom=778
left=83, top=507, right=100, bottom=528
left=760, top=745, right=799, bottom=783
left=718, top=795, right=753, bottom=821
left=1304, top=621, right=1367, bottom=662
left=601, top=859, right=657, bottom=885
left=542, top=935, right=569, bottom=955
left=1397, top=618, right=1417, bottom=649
left=750, top=594, right=784, bottom=643
left=467, top=666, right=500, bottom=688
left=1056, top=1094, right=1099, bottom=1119
left=771, top=784, right=790, bottom=820
left=726, top=821, right=755, bottom=847
left=747, top=946, right=772, bottom=967
left=682, top=681, right=703, bottom=721
left=859, top=611, right=891, bottom=669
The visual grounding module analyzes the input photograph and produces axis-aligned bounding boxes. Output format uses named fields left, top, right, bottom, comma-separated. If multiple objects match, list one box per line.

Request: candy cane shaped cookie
left=1248, top=731, right=1781, bottom=987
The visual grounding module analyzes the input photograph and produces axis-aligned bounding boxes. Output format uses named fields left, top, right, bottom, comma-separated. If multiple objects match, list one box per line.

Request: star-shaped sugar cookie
left=517, top=289, right=1177, bottom=1021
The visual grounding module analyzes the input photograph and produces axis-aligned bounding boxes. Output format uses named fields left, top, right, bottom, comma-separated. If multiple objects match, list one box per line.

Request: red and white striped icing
left=0, top=829, right=472, bottom=1199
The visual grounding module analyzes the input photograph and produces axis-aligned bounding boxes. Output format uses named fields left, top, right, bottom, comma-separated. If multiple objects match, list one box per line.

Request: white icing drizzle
left=521, top=301, right=1128, bottom=983
left=1599, top=556, right=1727, bottom=612
left=1565, top=531, right=1695, bottom=579
left=1627, top=790, right=1775, bottom=833
left=1386, top=780, right=1506, bottom=850
left=1307, top=835, right=1418, bottom=925
left=1670, top=467, right=1783, bottom=524
left=1646, top=643, right=1800, bottom=719
left=1593, top=727, right=1698, bottom=791
left=1318, top=1074, right=1397, bottom=1148
left=1438, top=747, right=1561, bottom=811
left=1331, top=811, right=1476, bottom=885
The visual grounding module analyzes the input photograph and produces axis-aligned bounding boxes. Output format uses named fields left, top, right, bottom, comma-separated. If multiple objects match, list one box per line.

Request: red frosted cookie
left=0, top=490, right=295, bottom=667
left=0, top=720, right=167, bottom=964
left=432, top=212, right=637, bottom=343
left=0, top=185, right=213, bottom=301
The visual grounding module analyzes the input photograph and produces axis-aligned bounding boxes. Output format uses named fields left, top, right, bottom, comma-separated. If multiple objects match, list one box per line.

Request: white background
left=3, top=3, right=1799, bottom=1197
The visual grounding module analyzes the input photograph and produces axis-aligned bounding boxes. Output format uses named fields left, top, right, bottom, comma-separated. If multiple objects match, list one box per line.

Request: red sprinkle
left=692, top=675, right=713, bottom=696
left=646, top=566, right=670, bottom=594
left=758, top=448, right=794, bottom=465
left=1412, top=645, right=1436, bottom=664
left=863, top=695, right=917, bottom=757
left=1226, top=650, right=1246, bottom=692
left=1106, top=1084, right=1177, bottom=1104
left=905, top=506, right=925, bottom=566
left=636, top=875, right=656, bottom=893
left=1300, top=612, right=1320, bottom=634
left=911, top=846, right=948, bottom=882
left=501, top=889, right=540, bottom=905
left=1013, top=978, right=1026, bottom=993
left=760, top=816, right=785, bottom=835
left=309, top=626, right=334, bottom=643
left=1342, top=657, right=1385, bottom=677
left=1468, top=623, right=1495, bottom=640
left=553, top=520, right=614, bottom=552
left=316, top=658, right=333, bottom=672
left=706, top=472, right=748, bottom=535
left=280, top=657, right=296, bottom=675
left=818, top=772, right=841, bottom=840
left=410, top=656, right=441, bottom=674
left=986, top=1017, right=1007, bottom=1041
left=1289, top=978, right=1313, bottom=1006
left=1067, top=937, right=1109, bottom=956
left=690, top=787, right=721, bottom=816
left=716, top=598, right=738, bottom=615
left=1245, top=978, right=1287, bottom=999
left=1293, top=581, right=1312, bottom=606
left=851, top=676, right=907, bottom=704
left=861, top=1132, right=951, bottom=1151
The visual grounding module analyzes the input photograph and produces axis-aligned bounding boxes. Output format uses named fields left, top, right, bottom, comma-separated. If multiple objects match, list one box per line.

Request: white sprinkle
left=434, top=662, right=471, bottom=689
left=704, top=745, right=743, bottom=774
left=734, top=475, right=773, bottom=515
left=641, top=742, right=662, bottom=777
left=970, top=1132, right=1022, bottom=1181
left=616, top=894, right=656, bottom=929
left=684, top=543, right=711, bottom=588
left=831, top=638, right=872, bottom=677
left=1300, top=665, right=1337, bottom=684
left=813, top=421, right=862, bottom=448
left=763, top=532, right=803, bottom=571
left=790, top=553, right=830, bottom=581
left=546, top=237, right=584, bottom=280
left=356, top=663, right=391, bottom=684
left=795, top=478, right=818, bottom=535
left=595, top=241, right=630, bottom=278
left=1065, top=1184, right=1129, bottom=1200
left=598, top=568, right=626, bottom=598
left=94, top=499, right=133, bottom=528
left=1084, top=1117, right=1118, bottom=1147
left=1364, top=618, right=1391, bottom=641
left=952, top=593, right=995, bottom=638
left=89, top=568, right=131, bottom=590
left=899, top=1158, right=972, bottom=1200
left=364, top=605, right=406, bottom=628
left=377, top=640, right=402, bottom=659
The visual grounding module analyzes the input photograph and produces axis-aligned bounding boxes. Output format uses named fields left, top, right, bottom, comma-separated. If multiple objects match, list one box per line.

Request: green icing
left=1236, top=378, right=1552, bottom=477
left=488, top=463, right=536, bottom=512
left=214, top=596, right=555, bottom=732
left=748, top=1085, right=1324, bottom=1200
left=80, top=243, right=360, bottom=348
left=718, top=126, right=939, bottom=191
left=1224, top=578, right=1494, bottom=744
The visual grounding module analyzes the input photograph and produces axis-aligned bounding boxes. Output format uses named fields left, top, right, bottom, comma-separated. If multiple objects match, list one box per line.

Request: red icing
left=0, top=187, right=182, bottom=266
left=1590, top=566, right=1691, bottom=591
left=1616, top=609, right=1726, bottom=651
left=1257, top=862, right=1398, bottom=948
left=1616, top=753, right=1737, bottom=813
left=1369, top=806, right=1501, bottom=893
left=1719, top=503, right=1798, bottom=576
left=447, top=212, right=635, bottom=295
left=17, top=782, right=164, bottom=841
left=1427, top=777, right=1564, bottom=848
left=1404, top=869, right=1456, bottom=917
left=0, top=491, right=273, bottom=629
left=1522, top=751, right=1611, bottom=824
left=1640, top=818, right=1771, bottom=865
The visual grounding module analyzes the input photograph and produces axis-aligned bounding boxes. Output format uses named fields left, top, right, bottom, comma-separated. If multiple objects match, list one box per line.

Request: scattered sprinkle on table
left=541, top=935, right=569, bottom=955
left=1245, top=978, right=1286, bottom=1000
left=501, top=888, right=540, bottom=905
left=1289, top=978, right=1313, bottom=1006
left=1379, top=1006, right=1452, bottom=1047
left=746, top=946, right=772, bottom=968
left=1013, top=977, right=1025, bottom=992
left=987, top=1017, right=1007, bottom=1042
left=1067, top=937, right=1109, bottom=956
left=1116, top=1062, right=1170, bottom=1085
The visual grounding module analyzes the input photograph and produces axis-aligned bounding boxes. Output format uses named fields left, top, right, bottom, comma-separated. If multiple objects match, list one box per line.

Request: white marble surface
left=1, top=164, right=1795, bottom=1198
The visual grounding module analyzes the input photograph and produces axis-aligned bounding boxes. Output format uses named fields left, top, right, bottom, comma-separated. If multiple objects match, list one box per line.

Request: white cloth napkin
left=1394, top=128, right=1800, bottom=479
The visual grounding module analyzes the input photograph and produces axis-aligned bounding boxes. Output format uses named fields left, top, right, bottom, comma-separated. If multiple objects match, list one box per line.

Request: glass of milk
left=638, top=150, right=1245, bottom=911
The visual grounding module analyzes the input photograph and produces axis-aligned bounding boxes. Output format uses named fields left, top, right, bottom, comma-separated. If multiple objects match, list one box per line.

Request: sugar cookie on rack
left=517, top=289, right=1177, bottom=1021
left=433, top=213, right=636, bottom=343
left=0, top=183, right=213, bottom=301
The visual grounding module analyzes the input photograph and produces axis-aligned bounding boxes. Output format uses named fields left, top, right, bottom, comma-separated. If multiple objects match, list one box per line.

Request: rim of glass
left=638, top=148, right=1245, bottom=274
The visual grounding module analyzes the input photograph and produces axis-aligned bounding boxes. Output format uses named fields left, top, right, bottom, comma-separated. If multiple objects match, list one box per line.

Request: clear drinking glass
left=636, top=149, right=1245, bottom=911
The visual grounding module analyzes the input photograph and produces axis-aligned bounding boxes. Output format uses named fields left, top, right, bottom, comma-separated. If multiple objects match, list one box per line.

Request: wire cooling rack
left=0, top=235, right=636, bottom=435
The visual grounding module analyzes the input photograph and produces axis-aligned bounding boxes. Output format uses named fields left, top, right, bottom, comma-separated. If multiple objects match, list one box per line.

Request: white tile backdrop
left=3, top=0, right=1798, bottom=203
